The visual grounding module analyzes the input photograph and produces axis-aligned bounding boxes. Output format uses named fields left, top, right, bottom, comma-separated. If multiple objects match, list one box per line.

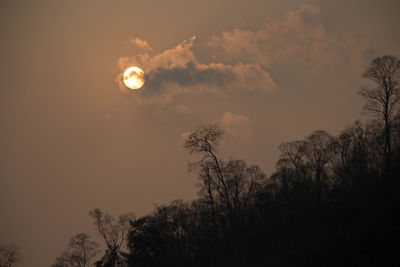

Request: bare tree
left=183, top=124, right=224, bottom=165
left=183, top=124, right=266, bottom=267
left=0, top=243, right=21, bottom=267
left=196, top=161, right=219, bottom=236
left=88, top=209, right=134, bottom=266
left=277, top=140, right=308, bottom=182
left=333, top=121, right=378, bottom=188
left=273, top=141, right=310, bottom=201
left=52, top=233, right=99, bottom=267
left=304, top=130, right=337, bottom=203
left=222, top=160, right=265, bottom=220
left=358, top=55, right=400, bottom=171
left=183, top=124, right=265, bottom=231
left=183, top=125, right=230, bottom=226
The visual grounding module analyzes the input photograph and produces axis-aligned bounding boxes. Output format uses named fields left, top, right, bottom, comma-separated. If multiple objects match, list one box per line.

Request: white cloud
left=207, top=5, right=365, bottom=73
left=116, top=4, right=367, bottom=110
left=116, top=36, right=276, bottom=103
left=130, top=37, right=152, bottom=51
left=221, top=112, right=253, bottom=139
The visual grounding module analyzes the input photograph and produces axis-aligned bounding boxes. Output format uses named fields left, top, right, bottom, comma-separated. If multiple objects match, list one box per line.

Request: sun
left=123, top=66, right=145, bottom=90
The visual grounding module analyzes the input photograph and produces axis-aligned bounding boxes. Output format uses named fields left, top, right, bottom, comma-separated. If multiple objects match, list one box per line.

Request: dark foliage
left=125, top=123, right=399, bottom=266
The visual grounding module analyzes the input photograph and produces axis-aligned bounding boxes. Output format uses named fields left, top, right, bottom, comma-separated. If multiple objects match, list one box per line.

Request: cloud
left=116, top=36, right=276, bottom=103
left=130, top=38, right=152, bottom=51
left=116, top=4, right=367, bottom=109
left=221, top=112, right=253, bottom=139
left=179, top=112, right=252, bottom=143
left=207, top=5, right=364, bottom=72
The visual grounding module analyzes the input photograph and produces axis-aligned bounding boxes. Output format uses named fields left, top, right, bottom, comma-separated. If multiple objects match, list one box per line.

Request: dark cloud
left=143, top=61, right=235, bottom=94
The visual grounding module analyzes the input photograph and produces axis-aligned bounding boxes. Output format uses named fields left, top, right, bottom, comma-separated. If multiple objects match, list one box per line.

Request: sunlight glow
left=123, top=66, right=145, bottom=90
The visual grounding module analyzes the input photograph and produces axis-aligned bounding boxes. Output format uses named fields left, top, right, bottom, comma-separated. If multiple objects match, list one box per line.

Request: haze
left=1, top=0, right=399, bottom=266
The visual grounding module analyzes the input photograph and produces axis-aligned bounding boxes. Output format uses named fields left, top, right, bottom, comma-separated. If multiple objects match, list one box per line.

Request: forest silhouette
left=18, top=54, right=398, bottom=267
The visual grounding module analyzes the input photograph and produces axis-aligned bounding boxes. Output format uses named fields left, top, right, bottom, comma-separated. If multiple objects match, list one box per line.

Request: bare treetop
left=359, top=55, right=400, bottom=118
left=88, top=208, right=135, bottom=266
left=52, top=233, right=99, bottom=267
left=359, top=55, right=400, bottom=170
left=363, top=55, right=400, bottom=89
left=0, top=243, right=21, bottom=267
left=183, top=124, right=223, bottom=155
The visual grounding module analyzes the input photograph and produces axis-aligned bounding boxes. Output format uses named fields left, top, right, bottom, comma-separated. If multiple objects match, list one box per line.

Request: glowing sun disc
left=123, top=66, right=145, bottom=90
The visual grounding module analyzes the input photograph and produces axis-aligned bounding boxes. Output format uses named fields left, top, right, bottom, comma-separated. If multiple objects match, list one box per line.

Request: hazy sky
left=1, top=0, right=399, bottom=266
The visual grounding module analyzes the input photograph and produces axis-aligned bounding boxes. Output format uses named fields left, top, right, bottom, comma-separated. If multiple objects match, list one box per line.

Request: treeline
left=124, top=122, right=399, bottom=267
left=0, top=243, right=21, bottom=267
left=51, top=55, right=400, bottom=267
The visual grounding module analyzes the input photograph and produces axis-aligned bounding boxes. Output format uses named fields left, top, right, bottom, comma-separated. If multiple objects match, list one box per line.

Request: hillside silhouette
left=46, top=55, right=400, bottom=267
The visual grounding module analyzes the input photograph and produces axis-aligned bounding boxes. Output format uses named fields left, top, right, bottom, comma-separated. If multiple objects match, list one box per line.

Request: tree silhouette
left=89, top=209, right=135, bottom=267
left=61, top=55, right=400, bottom=267
left=0, top=243, right=21, bottom=267
left=304, top=130, right=337, bottom=204
left=183, top=124, right=230, bottom=231
left=51, top=233, right=99, bottom=267
left=358, top=55, right=400, bottom=171
left=277, top=140, right=308, bottom=181
left=183, top=124, right=267, bottom=266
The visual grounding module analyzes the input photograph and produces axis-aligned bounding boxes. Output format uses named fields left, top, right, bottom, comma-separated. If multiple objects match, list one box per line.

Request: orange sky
left=1, top=0, right=400, bottom=266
